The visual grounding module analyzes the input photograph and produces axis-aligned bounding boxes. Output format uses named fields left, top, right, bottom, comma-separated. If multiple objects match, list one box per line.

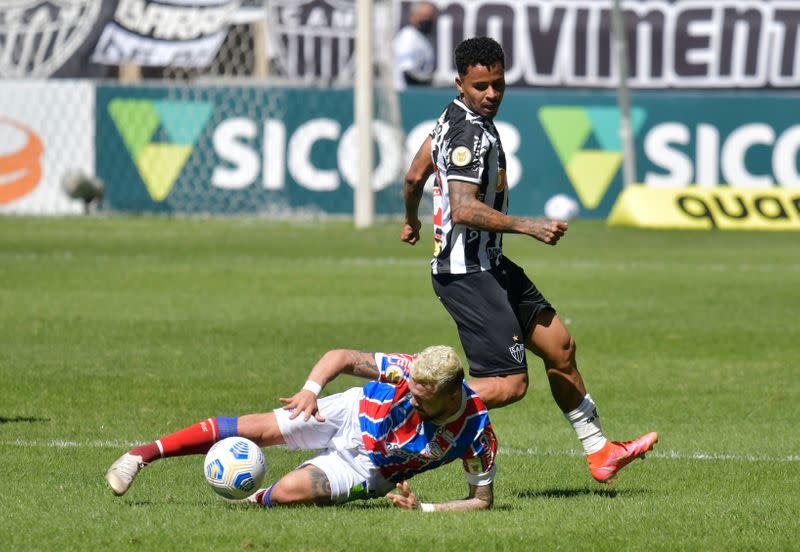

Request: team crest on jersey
left=509, top=342, right=525, bottom=364
left=424, top=441, right=444, bottom=459
left=450, top=146, right=472, bottom=167
left=384, top=365, right=404, bottom=383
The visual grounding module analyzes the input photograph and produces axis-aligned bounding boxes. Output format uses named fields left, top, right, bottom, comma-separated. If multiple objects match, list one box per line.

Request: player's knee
left=269, top=477, right=306, bottom=505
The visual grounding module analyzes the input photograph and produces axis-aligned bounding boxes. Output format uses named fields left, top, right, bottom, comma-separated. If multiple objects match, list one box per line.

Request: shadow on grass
left=339, top=501, right=518, bottom=511
left=126, top=500, right=157, bottom=507
left=220, top=501, right=392, bottom=511
left=515, top=487, right=648, bottom=500
left=0, top=415, right=51, bottom=424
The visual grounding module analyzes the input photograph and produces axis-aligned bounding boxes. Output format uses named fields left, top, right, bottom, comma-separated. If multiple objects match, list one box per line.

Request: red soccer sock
left=130, top=418, right=221, bottom=463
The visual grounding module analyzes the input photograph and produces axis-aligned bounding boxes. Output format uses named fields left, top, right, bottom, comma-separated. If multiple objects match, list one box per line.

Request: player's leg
left=106, top=415, right=246, bottom=496
left=432, top=269, right=530, bottom=409
left=251, top=394, right=390, bottom=508
left=525, top=309, right=585, bottom=412
left=515, top=263, right=658, bottom=483
left=250, top=465, right=334, bottom=507
left=106, top=390, right=357, bottom=496
left=237, top=412, right=287, bottom=446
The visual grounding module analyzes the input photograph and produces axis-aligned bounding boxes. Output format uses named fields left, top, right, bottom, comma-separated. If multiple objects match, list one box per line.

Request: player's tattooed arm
left=280, top=349, right=377, bottom=422
left=303, top=349, right=377, bottom=386
left=401, top=136, right=433, bottom=245
left=449, top=179, right=568, bottom=245
left=345, top=350, right=380, bottom=379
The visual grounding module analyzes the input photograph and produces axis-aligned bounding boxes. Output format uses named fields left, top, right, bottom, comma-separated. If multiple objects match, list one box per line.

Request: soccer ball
left=203, top=437, right=267, bottom=500
left=544, top=194, right=581, bottom=222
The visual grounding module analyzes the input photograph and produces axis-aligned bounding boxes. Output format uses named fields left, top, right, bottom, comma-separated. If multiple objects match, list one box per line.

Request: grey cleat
left=105, top=453, right=145, bottom=496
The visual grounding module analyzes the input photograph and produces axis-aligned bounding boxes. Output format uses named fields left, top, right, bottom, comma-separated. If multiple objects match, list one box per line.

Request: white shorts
left=273, top=387, right=393, bottom=503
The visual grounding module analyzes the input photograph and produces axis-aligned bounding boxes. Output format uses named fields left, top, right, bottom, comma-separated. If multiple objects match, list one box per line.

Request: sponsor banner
left=401, top=88, right=800, bottom=223
left=95, top=84, right=405, bottom=214
left=0, top=81, right=94, bottom=215
left=407, top=0, right=800, bottom=89
left=608, top=186, right=800, bottom=230
left=91, top=0, right=238, bottom=67
left=94, top=85, right=800, bottom=221
left=2, top=0, right=797, bottom=86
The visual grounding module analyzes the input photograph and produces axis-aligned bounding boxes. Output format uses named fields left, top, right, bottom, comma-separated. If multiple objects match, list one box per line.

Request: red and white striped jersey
left=358, top=352, right=497, bottom=486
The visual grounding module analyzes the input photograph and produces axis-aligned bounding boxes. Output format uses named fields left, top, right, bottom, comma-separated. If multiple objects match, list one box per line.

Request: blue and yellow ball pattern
left=203, top=437, right=267, bottom=500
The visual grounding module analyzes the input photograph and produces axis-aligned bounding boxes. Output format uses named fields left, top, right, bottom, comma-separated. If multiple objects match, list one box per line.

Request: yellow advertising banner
left=608, top=186, right=800, bottom=231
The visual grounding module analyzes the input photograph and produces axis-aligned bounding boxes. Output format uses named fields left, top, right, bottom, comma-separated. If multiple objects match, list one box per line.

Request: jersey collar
left=453, top=97, right=484, bottom=120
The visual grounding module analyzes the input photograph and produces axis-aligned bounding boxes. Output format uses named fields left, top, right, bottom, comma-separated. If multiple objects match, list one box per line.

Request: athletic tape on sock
left=215, top=417, right=239, bottom=440
left=564, top=394, right=606, bottom=454
left=262, top=482, right=277, bottom=507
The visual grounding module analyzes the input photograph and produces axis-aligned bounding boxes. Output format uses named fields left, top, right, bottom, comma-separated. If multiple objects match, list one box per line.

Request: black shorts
left=431, top=257, right=553, bottom=378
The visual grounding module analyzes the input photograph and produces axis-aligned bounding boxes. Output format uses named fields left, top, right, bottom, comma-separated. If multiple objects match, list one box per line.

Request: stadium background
left=2, top=0, right=800, bottom=229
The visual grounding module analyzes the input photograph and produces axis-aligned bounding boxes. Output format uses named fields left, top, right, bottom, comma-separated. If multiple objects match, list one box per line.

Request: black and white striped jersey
left=430, top=98, right=508, bottom=275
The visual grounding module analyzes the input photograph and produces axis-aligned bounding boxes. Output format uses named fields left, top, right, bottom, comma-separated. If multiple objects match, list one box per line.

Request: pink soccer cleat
left=587, top=431, right=658, bottom=483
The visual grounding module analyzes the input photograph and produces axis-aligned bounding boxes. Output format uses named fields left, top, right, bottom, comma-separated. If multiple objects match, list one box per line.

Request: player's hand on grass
left=400, top=219, right=422, bottom=245
left=529, top=218, right=568, bottom=245
left=385, top=480, right=420, bottom=510
left=279, top=391, right=325, bottom=422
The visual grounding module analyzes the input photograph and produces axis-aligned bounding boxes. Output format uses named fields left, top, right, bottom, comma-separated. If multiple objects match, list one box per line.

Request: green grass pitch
left=1, top=216, right=798, bottom=550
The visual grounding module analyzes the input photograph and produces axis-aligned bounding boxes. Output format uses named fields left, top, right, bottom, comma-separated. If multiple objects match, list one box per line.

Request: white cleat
left=105, top=453, right=145, bottom=496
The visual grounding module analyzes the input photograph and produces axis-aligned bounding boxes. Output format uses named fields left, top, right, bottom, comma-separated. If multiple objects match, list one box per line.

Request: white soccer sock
left=564, top=394, right=607, bottom=455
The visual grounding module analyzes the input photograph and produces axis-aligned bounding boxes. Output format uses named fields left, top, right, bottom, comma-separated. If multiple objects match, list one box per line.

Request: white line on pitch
left=499, top=447, right=800, bottom=463
left=4, top=251, right=797, bottom=273
left=1, top=439, right=798, bottom=463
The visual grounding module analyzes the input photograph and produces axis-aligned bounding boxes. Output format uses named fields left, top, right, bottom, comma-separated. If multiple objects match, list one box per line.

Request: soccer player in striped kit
left=400, top=37, right=657, bottom=484
left=106, top=346, right=497, bottom=511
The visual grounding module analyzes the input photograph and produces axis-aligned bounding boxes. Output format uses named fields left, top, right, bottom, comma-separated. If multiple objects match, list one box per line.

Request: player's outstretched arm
left=279, top=350, right=378, bottom=422
left=385, top=480, right=493, bottom=512
left=449, top=180, right=568, bottom=245
left=401, top=136, right=434, bottom=245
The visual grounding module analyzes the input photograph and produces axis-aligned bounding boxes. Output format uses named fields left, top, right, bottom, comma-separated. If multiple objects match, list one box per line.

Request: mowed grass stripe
left=1, top=217, right=797, bottom=551
left=4, top=439, right=800, bottom=464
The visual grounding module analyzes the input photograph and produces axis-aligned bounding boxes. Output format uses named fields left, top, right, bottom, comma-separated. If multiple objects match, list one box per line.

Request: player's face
left=408, top=379, right=455, bottom=421
left=456, top=63, right=505, bottom=119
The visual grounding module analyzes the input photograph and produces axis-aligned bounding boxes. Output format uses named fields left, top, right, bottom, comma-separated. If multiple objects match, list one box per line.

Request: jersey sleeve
left=443, top=121, right=486, bottom=185
left=374, top=352, right=416, bottom=384
left=462, top=423, right=498, bottom=486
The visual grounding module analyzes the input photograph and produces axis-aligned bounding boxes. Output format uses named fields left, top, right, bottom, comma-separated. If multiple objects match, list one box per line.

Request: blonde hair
left=410, top=345, right=465, bottom=395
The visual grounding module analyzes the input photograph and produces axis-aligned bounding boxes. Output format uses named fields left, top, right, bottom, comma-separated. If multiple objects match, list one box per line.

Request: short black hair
left=454, top=37, right=505, bottom=76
